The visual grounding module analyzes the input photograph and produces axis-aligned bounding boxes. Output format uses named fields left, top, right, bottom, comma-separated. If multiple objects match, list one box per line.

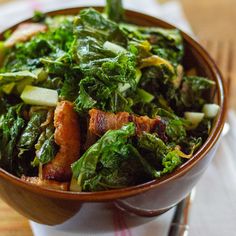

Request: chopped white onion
left=184, top=112, right=205, bottom=126
left=103, top=41, right=126, bottom=54
left=202, top=104, right=220, bottom=118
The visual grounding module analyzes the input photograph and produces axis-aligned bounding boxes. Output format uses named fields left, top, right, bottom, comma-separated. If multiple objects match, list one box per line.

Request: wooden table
left=182, top=0, right=236, bottom=109
left=0, top=0, right=235, bottom=235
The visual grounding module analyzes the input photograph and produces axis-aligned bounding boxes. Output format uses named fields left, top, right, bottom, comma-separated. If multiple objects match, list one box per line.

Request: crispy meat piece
left=43, top=101, right=80, bottom=182
left=83, top=128, right=98, bottom=151
left=89, top=109, right=130, bottom=136
left=21, top=176, right=69, bottom=191
left=4, top=23, right=47, bottom=47
left=89, top=108, right=161, bottom=136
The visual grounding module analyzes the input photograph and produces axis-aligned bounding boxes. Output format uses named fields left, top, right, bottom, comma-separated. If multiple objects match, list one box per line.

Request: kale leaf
left=73, top=8, right=136, bottom=113
left=71, top=123, right=158, bottom=191
left=17, top=109, right=47, bottom=154
left=59, top=73, right=80, bottom=101
left=120, top=24, right=183, bottom=64
left=155, top=108, right=189, bottom=143
left=0, top=104, right=25, bottom=173
left=35, top=125, right=58, bottom=165
left=137, top=132, right=182, bottom=176
left=180, top=76, right=216, bottom=111
left=2, top=15, right=74, bottom=76
left=106, top=0, right=124, bottom=23
left=161, top=151, right=182, bottom=174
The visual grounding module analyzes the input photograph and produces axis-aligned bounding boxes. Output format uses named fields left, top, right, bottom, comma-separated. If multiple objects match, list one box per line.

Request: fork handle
left=167, top=194, right=192, bottom=236
left=168, top=223, right=189, bottom=236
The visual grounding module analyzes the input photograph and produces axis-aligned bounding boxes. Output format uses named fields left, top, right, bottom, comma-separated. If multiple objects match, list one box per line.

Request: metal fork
left=167, top=188, right=196, bottom=236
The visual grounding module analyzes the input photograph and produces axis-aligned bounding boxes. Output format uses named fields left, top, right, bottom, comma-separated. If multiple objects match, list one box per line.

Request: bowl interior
left=0, top=7, right=227, bottom=200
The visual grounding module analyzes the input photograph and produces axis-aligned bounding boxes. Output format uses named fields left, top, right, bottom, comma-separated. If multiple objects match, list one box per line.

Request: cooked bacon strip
left=133, top=115, right=161, bottom=135
left=83, top=128, right=98, bottom=151
left=21, top=176, right=69, bottom=191
left=43, top=101, right=80, bottom=182
left=5, top=23, right=47, bottom=47
left=89, top=108, right=161, bottom=136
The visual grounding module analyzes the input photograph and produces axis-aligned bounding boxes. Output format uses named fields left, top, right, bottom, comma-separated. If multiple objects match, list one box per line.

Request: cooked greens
left=35, top=124, right=57, bottom=165
left=73, top=8, right=136, bottom=113
left=0, top=104, right=25, bottom=173
left=18, top=109, right=47, bottom=152
left=0, top=0, right=219, bottom=192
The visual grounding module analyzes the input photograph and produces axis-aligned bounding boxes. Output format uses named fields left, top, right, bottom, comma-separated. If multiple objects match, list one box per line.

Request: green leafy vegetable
left=0, top=104, right=25, bottom=173
left=138, top=132, right=168, bottom=169
left=17, top=109, right=47, bottom=153
left=106, top=0, right=124, bottom=23
left=73, top=8, right=136, bottom=113
left=72, top=123, right=158, bottom=191
left=0, top=2, right=217, bottom=191
left=0, top=97, right=9, bottom=115
left=0, top=71, right=37, bottom=86
left=154, top=108, right=189, bottom=143
left=37, top=76, right=63, bottom=90
left=0, top=41, right=7, bottom=67
left=32, top=11, right=46, bottom=22
left=34, top=125, right=57, bottom=165
left=138, top=132, right=182, bottom=175
left=120, top=23, right=183, bottom=64
left=59, top=74, right=80, bottom=101
left=161, top=151, right=182, bottom=174
left=180, top=76, right=215, bottom=111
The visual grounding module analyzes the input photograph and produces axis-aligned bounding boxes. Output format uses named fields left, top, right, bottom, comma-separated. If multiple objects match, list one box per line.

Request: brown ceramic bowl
left=0, top=7, right=227, bottom=226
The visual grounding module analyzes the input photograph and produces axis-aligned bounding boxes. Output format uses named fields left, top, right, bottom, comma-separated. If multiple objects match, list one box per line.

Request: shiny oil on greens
left=0, top=0, right=217, bottom=191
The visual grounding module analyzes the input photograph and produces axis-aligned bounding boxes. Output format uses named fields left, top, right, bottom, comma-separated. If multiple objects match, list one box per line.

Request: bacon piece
left=83, top=128, right=98, bottom=151
left=43, top=101, right=80, bottom=182
left=133, top=115, right=161, bottom=135
left=21, top=176, right=69, bottom=191
left=89, top=108, right=161, bottom=136
left=89, top=109, right=130, bottom=136
left=5, top=23, right=47, bottom=47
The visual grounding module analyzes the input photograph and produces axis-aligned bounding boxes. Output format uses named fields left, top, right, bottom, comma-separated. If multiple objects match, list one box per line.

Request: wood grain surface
left=0, top=0, right=235, bottom=235
left=0, top=200, right=32, bottom=236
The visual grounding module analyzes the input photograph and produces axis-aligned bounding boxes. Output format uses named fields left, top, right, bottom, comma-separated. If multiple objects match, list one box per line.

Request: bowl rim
left=0, top=6, right=227, bottom=201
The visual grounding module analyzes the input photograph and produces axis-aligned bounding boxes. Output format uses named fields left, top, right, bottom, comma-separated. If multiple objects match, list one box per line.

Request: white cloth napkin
left=1, top=1, right=235, bottom=235
left=189, top=111, right=236, bottom=236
